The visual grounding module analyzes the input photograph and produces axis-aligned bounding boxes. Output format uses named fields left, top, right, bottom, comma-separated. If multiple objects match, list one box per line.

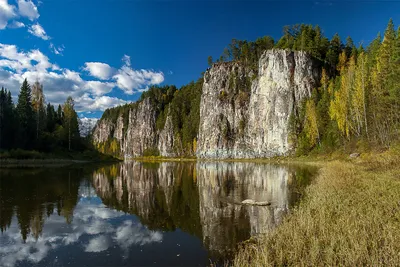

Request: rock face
left=92, top=99, right=176, bottom=158
left=92, top=49, right=319, bottom=158
left=157, top=111, right=176, bottom=157
left=122, top=98, right=158, bottom=157
left=92, top=119, right=113, bottom=143
left=197, top=49, right=319, bottom=158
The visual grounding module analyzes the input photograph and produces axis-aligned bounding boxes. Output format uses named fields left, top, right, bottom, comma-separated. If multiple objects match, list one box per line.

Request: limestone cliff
left=92, top=98, right=176, bottom=158
left=93, top=49, right=319, bottom=158
left=197, top=49, right=320, bottom=158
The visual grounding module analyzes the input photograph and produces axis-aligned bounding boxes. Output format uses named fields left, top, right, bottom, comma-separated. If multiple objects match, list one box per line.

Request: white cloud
left=49, top=43, right=64, bottom=55
left=113, top=55, right=164, bottom=95
left=28, top=23, right=49, bottom=40
left=84, top=56, right=164, bottom=94
left=114, top=220, right=162, bottom=251
left=8, top=20, right=24, bottom=28
left=122, top=54, right=131, bottom=66
left=84, top=62, right=114, bottom=80
left=74, top=94, right=126, bottom=112
left=0, top=43, right=165, bottom=113
left=85, top=236, right=110, bottom=253
left=0, top=194, right=163, bottom=267
left=85, top=80, right=115, bottom=96
left=0, top=0, right=17, bottom=29
left=0, top=43, right=122, bottom=112
left=17, top=0, right=39, bottom=21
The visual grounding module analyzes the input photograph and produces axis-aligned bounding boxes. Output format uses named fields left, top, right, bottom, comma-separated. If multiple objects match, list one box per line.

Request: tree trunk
left=36, top=110, right=39, bottom=140
left=362, top=57, right=369, bottom=138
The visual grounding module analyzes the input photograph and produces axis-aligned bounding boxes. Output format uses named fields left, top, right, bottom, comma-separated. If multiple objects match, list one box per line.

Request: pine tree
left=326, top=33, right=342, bottom=74
left=372, top=19, right=397, bottom=146
left=207, top=56, right=213, bottom=67
left=16, top=79, right=35, bottom=149
left=46, top=103, right=57, bottom=132
left=57, top=104, right=63, bottom=125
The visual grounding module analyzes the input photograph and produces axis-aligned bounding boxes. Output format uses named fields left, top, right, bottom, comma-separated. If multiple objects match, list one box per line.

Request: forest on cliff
left=95, top=19, right=399, bottom=157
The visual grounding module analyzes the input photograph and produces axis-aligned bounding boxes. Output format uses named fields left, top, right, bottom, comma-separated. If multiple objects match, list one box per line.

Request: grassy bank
left=234, top=147, right=400, bottom=266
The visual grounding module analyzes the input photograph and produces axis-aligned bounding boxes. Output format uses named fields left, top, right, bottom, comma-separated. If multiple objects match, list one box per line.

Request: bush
left=143, top=147, right=160, bottom=157
left=219, top=90, right=228, bottom=101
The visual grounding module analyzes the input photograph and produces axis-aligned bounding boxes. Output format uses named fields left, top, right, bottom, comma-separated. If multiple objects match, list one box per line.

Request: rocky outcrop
left=93, top=49, right=319, bottom=159
left=92, top=119, right=114, bottom=144
left=197, top=49, right=320, bottom=158
left=157, top=110, right=176, bottom=157
left=122, top=98, right=158, bottom=157
left=92, top=99, right=177, bottom=158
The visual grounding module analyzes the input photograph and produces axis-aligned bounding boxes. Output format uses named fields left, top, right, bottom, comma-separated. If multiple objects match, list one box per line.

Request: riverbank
left=0, top=149, right=120, bottom=168
left=233, top=146, right=400, bottom=266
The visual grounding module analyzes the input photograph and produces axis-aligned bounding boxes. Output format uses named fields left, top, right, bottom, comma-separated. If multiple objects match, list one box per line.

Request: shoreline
left=0, top=158, right=120, bottom=168
left=233, top=147, right=400, bottom=266
left=0, top=151, right=364, bottom=168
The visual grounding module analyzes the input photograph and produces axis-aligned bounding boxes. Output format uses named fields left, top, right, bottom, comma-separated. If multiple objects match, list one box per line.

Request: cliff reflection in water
left=92, top=161, right=313, bottom=258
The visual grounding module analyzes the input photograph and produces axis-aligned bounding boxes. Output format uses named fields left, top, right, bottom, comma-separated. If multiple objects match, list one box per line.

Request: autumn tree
left=352, top=51, right=369, bottom=137
left=304, top=99, right=319, bottom=146
left=32, top=81, right=45, bottom=139
left=62, top=97, right=79, bottom=150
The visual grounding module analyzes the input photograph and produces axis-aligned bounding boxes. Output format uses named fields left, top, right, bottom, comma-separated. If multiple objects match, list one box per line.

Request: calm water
left=0, top=161, right=315, bottom=267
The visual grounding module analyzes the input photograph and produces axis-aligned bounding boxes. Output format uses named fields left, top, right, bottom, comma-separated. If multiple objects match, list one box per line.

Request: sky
left=0, top=0, right=399, bottom=118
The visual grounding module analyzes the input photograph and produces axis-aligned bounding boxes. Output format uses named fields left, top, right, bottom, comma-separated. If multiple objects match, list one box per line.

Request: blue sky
left=0, top=0, right=399, bottom=118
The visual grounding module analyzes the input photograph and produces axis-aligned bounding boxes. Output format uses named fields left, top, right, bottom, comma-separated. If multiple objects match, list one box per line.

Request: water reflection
left=0, top=162, right=315, bottom=266
left=197, top=162, right=292, bottom=257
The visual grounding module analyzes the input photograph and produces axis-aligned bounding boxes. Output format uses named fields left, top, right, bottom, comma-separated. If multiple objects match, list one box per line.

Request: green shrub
left=143, top=147, right=160, bottom=157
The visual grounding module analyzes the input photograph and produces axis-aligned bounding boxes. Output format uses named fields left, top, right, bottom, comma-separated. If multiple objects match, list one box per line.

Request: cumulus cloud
left=8, top=20, right=24, bottom=28
left=0, top=43, right=54, bottom=73
left=84, top=56, right=164, bottom=94
left=28, top=23, right=49, bottom=40
left=84, top=62, right=115, bottom=80
left=17, top=0, right=39, bottom=21
left=0, top=0, right=41, bottom=30
left=0, top=43, right=127, bottom=112
left=49, top=43, right=64, bottom=55
left=113, top=55, right=164, bottom=95
left=0, top=43, right=164, bottom=113
left=75, top=94, right=127, bottom=112
left=0, top=0, right=17, bottom=29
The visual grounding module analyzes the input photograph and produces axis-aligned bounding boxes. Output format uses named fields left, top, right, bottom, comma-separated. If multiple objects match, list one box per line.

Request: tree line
left=291, top=19, right=400, bottom=153
left=98, top=19, right=399, bottom=157
left=0, top=79, right=81, bottom=153
left=98, top=80, right=202, bottom=157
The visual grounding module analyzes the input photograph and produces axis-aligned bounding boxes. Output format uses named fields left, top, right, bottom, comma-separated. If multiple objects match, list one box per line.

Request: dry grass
left=234, top=148, right=400, bottom=266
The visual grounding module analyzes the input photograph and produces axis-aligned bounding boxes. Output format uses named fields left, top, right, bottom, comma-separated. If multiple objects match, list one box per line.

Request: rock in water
left=241, top=199, right=271, bottom=206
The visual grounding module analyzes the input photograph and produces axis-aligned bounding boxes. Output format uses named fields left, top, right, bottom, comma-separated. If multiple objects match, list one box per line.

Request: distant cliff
left=92, top=49, right=320, bottom=159
left=197, top=49, right=320, bottom=158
